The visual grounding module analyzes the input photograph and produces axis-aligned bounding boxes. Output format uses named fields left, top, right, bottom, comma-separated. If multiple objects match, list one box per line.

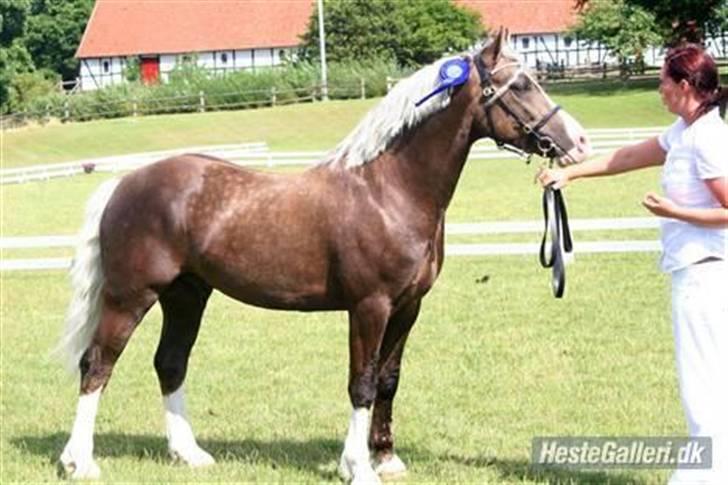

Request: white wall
left=511, top=32, right=728, bottom=69
left=79, top=46, right=298, bottom=91
left=79, top=57, right=126, bottom=91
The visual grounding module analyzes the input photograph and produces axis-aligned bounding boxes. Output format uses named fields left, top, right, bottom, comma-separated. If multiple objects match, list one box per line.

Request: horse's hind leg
left=154, top=273, right=214, bottom=467
left=60, top=293, right=154, bottom=479
left=370, top=299, right=421, bottom=479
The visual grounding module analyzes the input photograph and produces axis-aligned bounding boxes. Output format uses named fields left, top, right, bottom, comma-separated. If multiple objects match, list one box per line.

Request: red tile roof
left=76, top=0, right=314, bottom=58
left=456, top=0, right=578, bottom=35
left=76, top=0, right=578, bottom=59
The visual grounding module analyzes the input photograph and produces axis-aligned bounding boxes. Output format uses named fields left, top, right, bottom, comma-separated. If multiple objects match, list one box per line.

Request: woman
left=539, top=44, right=727, bottom=484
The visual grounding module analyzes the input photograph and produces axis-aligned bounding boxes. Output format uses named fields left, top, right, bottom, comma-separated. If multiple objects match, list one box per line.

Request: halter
left=474, top=56, right=575, bottom=298
left=473, top=55, right=565, bottom=163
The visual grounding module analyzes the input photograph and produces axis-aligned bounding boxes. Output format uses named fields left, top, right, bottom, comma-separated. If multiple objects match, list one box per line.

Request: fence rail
left=0, top=81, right=369, bottom=129
left=0, top=127, right=665, bottom=185
left=0, top=217, right=661, bottom=271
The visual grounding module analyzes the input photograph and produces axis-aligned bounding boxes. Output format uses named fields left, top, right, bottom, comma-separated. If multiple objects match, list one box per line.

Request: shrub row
left=13, top=60, right=412, bottom=123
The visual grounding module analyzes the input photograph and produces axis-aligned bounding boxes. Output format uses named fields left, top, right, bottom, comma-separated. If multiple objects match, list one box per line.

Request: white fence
left=1, top=217, right=661, bottom=272
left=1, top=127, right=666, bottom=185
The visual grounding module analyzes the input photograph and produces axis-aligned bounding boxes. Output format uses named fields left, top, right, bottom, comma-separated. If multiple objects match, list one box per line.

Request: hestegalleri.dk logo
left=532, top=437, right=712, bottom=469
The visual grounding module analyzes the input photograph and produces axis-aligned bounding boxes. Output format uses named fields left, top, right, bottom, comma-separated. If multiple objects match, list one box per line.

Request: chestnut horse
left=58, top=29, right=591, bottom=482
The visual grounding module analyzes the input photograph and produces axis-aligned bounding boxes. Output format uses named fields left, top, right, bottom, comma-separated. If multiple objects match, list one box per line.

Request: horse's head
left=469, top=28, right=591, bottom=166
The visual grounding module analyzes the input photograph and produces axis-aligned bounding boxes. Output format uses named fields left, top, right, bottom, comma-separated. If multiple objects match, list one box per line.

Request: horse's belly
left=194, top=252, right=343, bottom=311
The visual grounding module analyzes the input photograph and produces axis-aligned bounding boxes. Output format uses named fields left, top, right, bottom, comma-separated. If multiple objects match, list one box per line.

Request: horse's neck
left=383, top=99, right=476, bottom=216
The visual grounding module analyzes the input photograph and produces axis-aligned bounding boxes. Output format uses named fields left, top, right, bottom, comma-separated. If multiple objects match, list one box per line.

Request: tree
left=398, top=1, right=486, bottom=65
left=576, top=0, right=726, bottom=45
left=571, top=0, right=662, bottom=72
left=0, top=0, right=34, bottom=111
left=709, top=0, right=728, bottom=33
left=24, top=0, right=94, bottom=80
left=300, top=0, right=484, bottom=66
left=0, top=0, right=31, bottom=46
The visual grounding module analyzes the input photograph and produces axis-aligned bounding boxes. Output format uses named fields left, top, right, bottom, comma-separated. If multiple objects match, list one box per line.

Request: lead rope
left=539, top=184, right=573, bottom=298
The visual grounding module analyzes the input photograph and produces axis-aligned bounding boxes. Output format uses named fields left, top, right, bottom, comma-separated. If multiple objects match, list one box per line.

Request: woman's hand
left=642, top=192, right=679, bottom=218
left=536, top=167, right=571, bottom=189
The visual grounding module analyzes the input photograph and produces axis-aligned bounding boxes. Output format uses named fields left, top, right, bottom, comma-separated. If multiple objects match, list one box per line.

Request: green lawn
left=1, top=253, right=677, bottom=483
left=3, top=81, right=673, bottom=169
left=1, top=86, right=684, bottom=483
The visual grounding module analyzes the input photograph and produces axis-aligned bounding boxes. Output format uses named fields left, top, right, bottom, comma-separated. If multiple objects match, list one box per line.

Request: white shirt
left=658, top=108, right=728, bottom=273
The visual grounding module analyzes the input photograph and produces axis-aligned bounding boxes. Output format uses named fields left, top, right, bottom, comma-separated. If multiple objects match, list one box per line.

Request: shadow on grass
left=446, top=454, right=650, bottom=484
left=13, top=433, right=649, bottom=483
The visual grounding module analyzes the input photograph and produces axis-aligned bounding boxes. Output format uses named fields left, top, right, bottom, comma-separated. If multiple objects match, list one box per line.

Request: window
left=564, top=36, right=573, bottom=48
left=103, top=60, right=110, bottom=73
left=221, top=53, right=228, bottom=64
left=522, top=38, right=530, bottom=49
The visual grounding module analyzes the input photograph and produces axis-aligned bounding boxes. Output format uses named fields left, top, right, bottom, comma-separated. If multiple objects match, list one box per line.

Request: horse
left=58, top=28, right=591, bottom=482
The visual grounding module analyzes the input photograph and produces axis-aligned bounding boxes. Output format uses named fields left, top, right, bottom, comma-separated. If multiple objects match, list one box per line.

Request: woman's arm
left=642, top=177, right=728, bottom=228
left=539, top=137, right=666, bottom=188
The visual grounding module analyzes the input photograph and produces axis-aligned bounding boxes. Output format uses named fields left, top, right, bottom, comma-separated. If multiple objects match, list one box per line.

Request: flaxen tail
left=56, top=178, right=121, bottom=373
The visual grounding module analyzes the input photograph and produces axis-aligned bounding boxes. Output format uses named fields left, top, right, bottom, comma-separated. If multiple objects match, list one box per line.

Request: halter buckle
left=538, top=137, right=555, bottom=158
left=482, top=86, right=495, bottom=98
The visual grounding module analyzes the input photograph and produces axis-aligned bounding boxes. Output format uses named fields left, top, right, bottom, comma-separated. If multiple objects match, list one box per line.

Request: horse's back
left=98, top=154, right=342, bottom=309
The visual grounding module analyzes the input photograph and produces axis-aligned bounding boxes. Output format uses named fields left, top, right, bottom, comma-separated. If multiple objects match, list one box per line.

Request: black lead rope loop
left=539, top=185, right=573, bottom=298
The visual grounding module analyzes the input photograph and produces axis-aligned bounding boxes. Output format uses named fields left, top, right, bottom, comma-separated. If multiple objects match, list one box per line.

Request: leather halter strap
left=539, top=185, right=573, bottom=298
left=472, top=55, right=564, bottom=160
left=473, top=55, right=576, bottom=298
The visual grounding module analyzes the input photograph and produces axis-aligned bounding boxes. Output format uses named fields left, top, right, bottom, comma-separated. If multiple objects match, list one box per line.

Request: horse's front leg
left=339, top=295, right=391, bottom=484
left=369, top=299, right=420, bottom=479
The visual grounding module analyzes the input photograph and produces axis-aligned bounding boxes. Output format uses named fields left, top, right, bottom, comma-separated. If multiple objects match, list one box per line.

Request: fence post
left=271, top=87, right=277, bottom=107
left=45, top=104, right=51, bottom=121
left=63, top=99, right=70, bottom=122
left=132, top=98, right=138, bottom=117
left=386, top=76, right=393, bottom=93
left=602, top=62, right=607, bottom=79
left=360, top=78, right=366, bottom=100
left=199, top=90, right=206, bottom=112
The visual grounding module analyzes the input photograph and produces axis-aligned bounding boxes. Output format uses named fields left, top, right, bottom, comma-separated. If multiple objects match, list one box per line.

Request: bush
left=8, top=58, right=414, bottom=123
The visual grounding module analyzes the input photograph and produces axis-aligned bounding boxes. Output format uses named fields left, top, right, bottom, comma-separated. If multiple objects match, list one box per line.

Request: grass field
left=3, top=80, right=674, bottom=169
left=1, top=84, right=686, bottom=483
left=2, top=254, right=677, bottom=483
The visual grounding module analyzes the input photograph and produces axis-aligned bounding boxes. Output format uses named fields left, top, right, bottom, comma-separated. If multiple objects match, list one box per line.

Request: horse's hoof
left=338, top=454, right=381, bottom=484
left=338, top=454, right=353, bottom=481
left=169, top=445, right=215, bottom=468
left=351, top=465, right=382, bottom=485
left=58, top=450, right=101, bottom=480
left=374, top=453, right=407, bottom=480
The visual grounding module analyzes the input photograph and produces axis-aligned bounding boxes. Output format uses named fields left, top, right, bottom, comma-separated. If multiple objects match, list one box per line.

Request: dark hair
left=664, top=44, right=728, bottom=118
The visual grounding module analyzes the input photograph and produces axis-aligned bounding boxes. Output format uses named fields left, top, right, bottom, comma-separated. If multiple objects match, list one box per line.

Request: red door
left=140, top=57, right=160, bottom=85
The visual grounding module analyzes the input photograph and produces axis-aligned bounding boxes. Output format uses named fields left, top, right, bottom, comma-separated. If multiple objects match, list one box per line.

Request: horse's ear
left=485, top=26, right=508, bottom=64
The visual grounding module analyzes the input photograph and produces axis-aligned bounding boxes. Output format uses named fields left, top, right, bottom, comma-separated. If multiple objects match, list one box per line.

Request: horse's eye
left=513, top=77, right=532, bottom=92
left=511, top=81, right=528, bottom=92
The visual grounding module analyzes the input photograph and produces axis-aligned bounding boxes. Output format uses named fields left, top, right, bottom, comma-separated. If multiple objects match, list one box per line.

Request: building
left=75, top=0, right=311, bottom=91
left=457, top=0, right=588, bottom=68
left=75, top=0, right=727, bottom=92
left=459, top=0, right=727, bottom=68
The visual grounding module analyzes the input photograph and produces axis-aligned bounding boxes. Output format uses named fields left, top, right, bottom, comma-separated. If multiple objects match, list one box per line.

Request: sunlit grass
left=0, top=82, right=683, bottom=483
left=1, top=253, right=676, bottom=483
left=3, top=82, right=674, bottom=168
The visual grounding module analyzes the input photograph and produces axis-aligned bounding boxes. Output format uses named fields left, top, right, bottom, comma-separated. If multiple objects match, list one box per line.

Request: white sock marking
left=163, top=387, right=214, bottom=467
left=339, top=407, right=380, bottom=483
left=60, top=388, right=102, bottom=478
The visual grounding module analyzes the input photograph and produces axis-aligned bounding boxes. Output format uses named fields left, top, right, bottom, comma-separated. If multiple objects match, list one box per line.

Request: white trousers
left=669, top=259, right=728, bottom=485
